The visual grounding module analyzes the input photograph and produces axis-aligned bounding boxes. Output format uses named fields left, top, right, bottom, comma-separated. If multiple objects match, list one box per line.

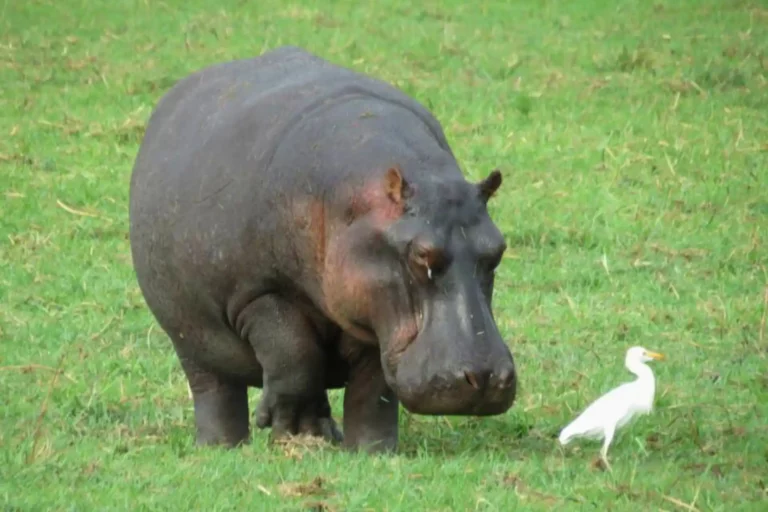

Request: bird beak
left=646, top=351, right=665, bottom=360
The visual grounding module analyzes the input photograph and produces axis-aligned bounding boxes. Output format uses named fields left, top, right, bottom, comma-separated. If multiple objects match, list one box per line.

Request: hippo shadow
left=388, top=413, right=561, bottom=459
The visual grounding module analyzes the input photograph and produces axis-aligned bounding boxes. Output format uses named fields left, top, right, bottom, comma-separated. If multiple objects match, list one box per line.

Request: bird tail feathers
left=558, top=425, right=574, bottom=445
left=559, top=412, right=605, bottom=444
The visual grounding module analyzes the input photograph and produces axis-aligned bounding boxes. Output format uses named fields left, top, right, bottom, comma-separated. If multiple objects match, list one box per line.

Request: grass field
left=2, top=0, right=767, bottom=510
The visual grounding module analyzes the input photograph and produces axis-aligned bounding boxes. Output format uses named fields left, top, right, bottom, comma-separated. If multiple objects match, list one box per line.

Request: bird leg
left=600, top=426, right=615, bottom=472
left=600, top=453, right=613, bottom=472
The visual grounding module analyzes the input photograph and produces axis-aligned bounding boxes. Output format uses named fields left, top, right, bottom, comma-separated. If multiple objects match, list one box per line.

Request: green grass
left=2, top=0, right=767, bottom=509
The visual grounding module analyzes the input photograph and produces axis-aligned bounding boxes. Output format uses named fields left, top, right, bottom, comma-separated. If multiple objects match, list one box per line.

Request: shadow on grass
left=395, top=414, right=562, bottom=459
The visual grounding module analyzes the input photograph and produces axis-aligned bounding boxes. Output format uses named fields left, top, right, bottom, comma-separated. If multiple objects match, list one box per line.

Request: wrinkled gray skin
left=129, top=46, right=517, bottom=453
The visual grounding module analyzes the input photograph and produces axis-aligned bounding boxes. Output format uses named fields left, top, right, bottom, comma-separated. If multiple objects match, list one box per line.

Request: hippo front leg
left=242, top=295, right=342, bottom=443
left=342, top=346, right=399, bottom=453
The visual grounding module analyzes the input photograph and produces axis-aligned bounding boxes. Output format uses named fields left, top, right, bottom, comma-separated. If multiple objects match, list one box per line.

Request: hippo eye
left=408, top=239, right=449, bottom=280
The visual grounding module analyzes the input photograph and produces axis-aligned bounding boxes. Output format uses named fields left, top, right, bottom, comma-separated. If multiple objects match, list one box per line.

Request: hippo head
left=324, top=165, right=516, bottom=416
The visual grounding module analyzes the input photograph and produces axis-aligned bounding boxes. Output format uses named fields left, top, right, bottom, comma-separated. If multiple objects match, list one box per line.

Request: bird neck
left=626, top=359, right=657, bottom=410
left=626, top=360, right=655, bottom=383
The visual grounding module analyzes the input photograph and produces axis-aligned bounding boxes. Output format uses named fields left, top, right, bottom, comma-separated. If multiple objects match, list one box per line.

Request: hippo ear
left=385, top=166, right=412, bottom=204
left=478, top=169, right=502, bottom=203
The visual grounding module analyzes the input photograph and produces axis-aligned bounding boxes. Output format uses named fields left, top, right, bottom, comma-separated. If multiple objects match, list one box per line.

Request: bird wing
left=559, top=382, right=636, bottom=443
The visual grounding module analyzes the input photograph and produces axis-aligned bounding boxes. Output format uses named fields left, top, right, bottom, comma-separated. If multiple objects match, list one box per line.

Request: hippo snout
left=393, top=358, right=517, bottom=416
left=376, top=253, right=518, bottom=417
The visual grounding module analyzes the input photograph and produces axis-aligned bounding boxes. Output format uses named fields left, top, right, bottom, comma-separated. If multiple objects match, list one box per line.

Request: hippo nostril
left=497, top=369, right=515, bottom=388
left=464, top=371, right=480, bottom=390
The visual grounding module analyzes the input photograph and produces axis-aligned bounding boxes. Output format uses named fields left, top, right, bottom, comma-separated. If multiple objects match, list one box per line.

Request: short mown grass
left=1, top=0, right=766, bottom=510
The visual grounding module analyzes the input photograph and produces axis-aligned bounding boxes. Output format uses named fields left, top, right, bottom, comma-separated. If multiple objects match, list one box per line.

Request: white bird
left=558, top=346, right=665, bottom=470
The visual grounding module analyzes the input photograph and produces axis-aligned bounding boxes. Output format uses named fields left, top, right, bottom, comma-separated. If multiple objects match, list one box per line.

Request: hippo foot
left=255, top=389, right=343, bottom=444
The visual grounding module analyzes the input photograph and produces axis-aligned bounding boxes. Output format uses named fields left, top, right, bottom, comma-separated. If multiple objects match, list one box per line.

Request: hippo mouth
left=377, top=278, right=425, bottom=388
left=380, top=314, right=421, bottom=376
left=349, top=319, right=377, bottom=341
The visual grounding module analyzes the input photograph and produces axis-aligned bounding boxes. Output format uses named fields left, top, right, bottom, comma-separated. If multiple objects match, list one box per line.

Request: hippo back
left=131, top=46, right=453, bottom=195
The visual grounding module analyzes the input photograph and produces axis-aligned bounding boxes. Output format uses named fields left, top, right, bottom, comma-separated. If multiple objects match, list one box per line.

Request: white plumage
left=558, top=346, right=665, bottom=469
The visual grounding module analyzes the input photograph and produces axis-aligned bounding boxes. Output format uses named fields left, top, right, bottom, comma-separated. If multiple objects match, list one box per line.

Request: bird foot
left=591, top=455, right=613, bottom=473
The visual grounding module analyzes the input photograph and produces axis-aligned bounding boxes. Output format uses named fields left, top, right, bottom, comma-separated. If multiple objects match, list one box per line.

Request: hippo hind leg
left=180, top=356, right=251, bottom=447
left=165, top=320, right=259, bottom=447
left=241, top=294, right=343, bottom=444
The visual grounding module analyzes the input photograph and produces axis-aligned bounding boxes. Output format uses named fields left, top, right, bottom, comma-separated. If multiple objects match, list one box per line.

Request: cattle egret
left=558, top=346, right=665, bottom=470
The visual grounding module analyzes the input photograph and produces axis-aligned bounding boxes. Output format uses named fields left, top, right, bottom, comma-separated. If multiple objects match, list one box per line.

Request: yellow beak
left=646, top=351, right=665, bottom=360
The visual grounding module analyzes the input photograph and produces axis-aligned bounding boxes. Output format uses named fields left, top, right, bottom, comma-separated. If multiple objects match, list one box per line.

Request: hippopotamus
left=128, top=46, right=516, bottom=453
